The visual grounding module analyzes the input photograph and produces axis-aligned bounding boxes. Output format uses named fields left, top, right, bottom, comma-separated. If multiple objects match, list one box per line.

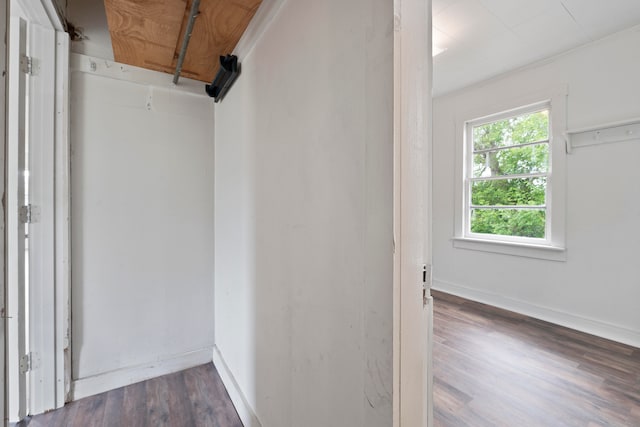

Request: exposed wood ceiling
left=104, top=0, right=262, bottom=83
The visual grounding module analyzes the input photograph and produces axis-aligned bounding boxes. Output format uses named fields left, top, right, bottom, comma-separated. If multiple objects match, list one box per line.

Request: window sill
left=452, top=237, right=566, bottom=261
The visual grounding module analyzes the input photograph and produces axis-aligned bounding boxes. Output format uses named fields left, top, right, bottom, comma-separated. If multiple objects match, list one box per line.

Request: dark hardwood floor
left=17, top=363, right=243, bottom=427
left=432, top=290, right=640, bottom=427
left=14, top=295, right=640, bottom=426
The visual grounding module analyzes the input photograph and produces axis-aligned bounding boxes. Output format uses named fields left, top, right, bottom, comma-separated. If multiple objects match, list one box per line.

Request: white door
left=394, top=0, right=433, bottom=426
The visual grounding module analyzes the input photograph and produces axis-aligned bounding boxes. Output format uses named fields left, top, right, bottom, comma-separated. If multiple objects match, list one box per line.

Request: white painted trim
left=15, top=0, right=63, bottom=31
left=27, top=20, right=58, bottom=416
left=432, top=279, right=640, bottom=349
left=70, top=348, right=214, bottom=401
left=392, top=6, right=400, bottom=423
left=452, top=237, right=566, bottom=261
left=232, top=0, right=287, bottom=59
left=394, top=0, right=433, bottom=426
left=39, top=0, right=65, bottom=31
left=6, top=16, right=28, bottom=422
left=54, top=31, right=70, bottom=409
left=212, top=347, right=262, bottom=427
left=0, top=2, right=7, bottom=424
left=70, top=53, right=207, bottom=97
left=392, top=6, right=400, bottom=426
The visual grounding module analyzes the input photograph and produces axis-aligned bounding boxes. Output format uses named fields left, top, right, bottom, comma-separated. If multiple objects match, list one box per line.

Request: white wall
left=214, top=0, right=394, bottom=426
left=433, top=26, right=640, bottom=347
left=70, top=55, right=215, bottom=398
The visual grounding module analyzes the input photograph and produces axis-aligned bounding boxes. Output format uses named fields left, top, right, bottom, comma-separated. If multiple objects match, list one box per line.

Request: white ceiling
left=433, top=0, right=640, bottom=96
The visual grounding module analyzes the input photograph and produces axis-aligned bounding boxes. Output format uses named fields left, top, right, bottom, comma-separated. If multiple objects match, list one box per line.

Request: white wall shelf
left=565, top=117, right=640, bottom=153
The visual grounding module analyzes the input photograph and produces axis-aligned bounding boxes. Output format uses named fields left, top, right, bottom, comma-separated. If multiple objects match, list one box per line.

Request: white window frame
left=453, top=86, right=567, bottom=261
left=464, top=102, right=551, bottom=244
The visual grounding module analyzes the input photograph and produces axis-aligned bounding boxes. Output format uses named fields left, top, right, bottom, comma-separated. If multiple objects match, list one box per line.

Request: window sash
left=470, top=205, right=546, bottom=210
left=468, top=172, right=547, bottom=182
left=473, top=139, right=549, bottom=155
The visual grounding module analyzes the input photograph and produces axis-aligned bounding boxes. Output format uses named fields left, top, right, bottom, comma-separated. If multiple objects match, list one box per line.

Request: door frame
left=5, top=0, right=68, bottom=421
left=1, top=1, right=8, bottom=425
left=392, top=0, right=433, bottom=426
left=6, top=12, right=28, bottom=422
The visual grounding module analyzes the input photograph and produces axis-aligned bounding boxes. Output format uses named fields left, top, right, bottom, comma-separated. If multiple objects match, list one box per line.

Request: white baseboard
left=71, top=347, right=213, bottom=401
left=433, top=279, right=640, bottom=349
left=213, top=346, right=262, bottom=427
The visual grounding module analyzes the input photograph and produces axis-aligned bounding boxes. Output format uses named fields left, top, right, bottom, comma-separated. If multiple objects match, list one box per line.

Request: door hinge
left=19, top=352, right=39, bottom=374
left=20, top=352, right=33, bottom=374
left=19, top=204, right=40, bottom=224
left=20, top=55, right=33, bottom=75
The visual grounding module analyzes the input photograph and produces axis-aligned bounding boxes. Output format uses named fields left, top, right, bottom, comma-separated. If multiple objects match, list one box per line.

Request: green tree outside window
left=469, top=110, right=549, bottom=238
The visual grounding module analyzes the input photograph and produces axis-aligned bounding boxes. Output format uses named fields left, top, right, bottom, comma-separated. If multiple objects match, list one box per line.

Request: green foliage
left=469, top=109, right=549, bottom=239
left=473, top=144, right=548, bottom=177
left=473, top=110, right=548, bottom=151
left=471, top=209, right=546, bottom=238
left=471, top=178, right=546, bottom=206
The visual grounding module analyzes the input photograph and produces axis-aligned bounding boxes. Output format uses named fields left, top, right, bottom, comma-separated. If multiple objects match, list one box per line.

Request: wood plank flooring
left=432, top=290, right=640, bottom=427
left=14, top=295, right=640, bottom=427
left=17, top=363, right=243, bottom=427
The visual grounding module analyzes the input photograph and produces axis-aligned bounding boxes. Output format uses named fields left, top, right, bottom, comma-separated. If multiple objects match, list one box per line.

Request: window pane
left=473, top=143, right=548, bottom=178
left=471, top=177, right=546, bottom=206
left=471, top=209, right=546, bottom=238
left=473, top=110, right=549, bottom=151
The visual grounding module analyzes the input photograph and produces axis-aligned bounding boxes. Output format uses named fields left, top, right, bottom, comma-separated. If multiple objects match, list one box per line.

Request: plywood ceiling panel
left=104, top=0, right=262, bottom=82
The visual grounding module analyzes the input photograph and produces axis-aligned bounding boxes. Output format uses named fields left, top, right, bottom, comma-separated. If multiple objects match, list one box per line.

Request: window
left=453, top=88, right=567, bottom=261
left=465, top=104, right=550, bottom=242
